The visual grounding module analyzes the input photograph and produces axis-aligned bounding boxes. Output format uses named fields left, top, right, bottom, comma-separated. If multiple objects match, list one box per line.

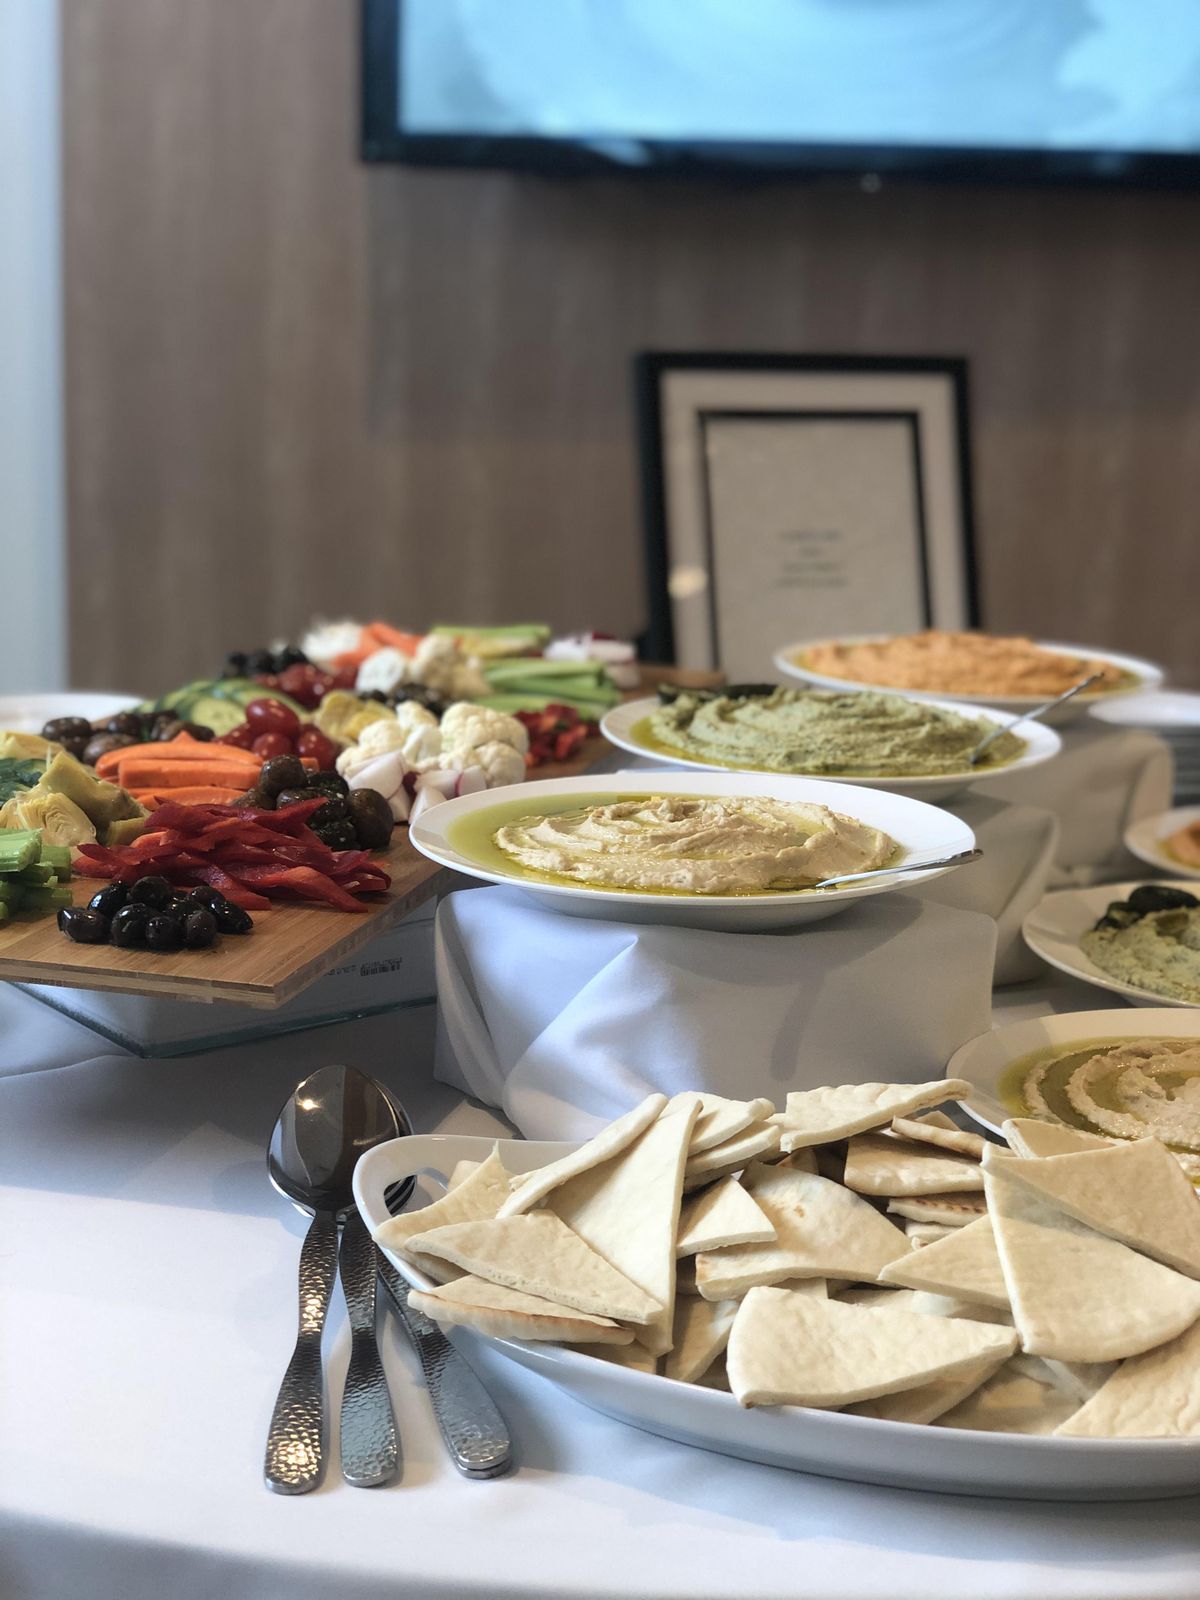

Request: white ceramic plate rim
left=773, top=636, right=1164, bottom=708
left=408, top=770, right=976, bottom=910
left=600, top=693, right=1062, bottom=787
left=946, top=1006, right=1200, bottom=1137
left=0, top=690, right=141, bottom=734
left=353, top=1131, right=1199, bottom=1464
left=1022, top=879, right=1200, bottom=1008
left=1125, top=807, right=1200, bottom=881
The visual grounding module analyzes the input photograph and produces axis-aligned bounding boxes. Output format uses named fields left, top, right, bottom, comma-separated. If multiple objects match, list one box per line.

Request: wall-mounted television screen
left=362, top=0, right=1200, bottom=189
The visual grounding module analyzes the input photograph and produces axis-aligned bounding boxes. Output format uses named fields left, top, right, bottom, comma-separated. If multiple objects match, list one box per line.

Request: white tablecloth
left=2, top=980, right=1198, bottom=1600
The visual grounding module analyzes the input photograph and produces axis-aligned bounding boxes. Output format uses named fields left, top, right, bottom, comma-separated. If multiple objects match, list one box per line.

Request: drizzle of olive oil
left=445, top=790, right=903, bottom=899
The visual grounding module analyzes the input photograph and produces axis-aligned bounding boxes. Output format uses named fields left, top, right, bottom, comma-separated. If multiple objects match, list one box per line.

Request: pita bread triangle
left=403, top=1211, right=662, bottom=1323
left=726, top=1287, right=1017, bottom=1407
left=842, top=1132, right=984, bottom=1196
left=372, top=1146, right=510, bottom=1256
left=878, top=1214, right=1010, bottom=1308
left=664, top=1295, right=739, bottom=1383
left=891, top=1110, right=987, bottom=1160
left=935, top=1361, right=1084, bottom=1435
left=1001, top=1117, right=1113, bottom=1159
left=992, top=1137, right=1200, bottom=1280
left=846, top=1354, right=1007, bottom=1425
left=675, top=1176, right=776, bottom=1256
left=1054, top=1314, right=1200, bottom=1438
left=548, top=1093, right=702, bottom=1356
left=689, top=1095, right=775, bottom=1155
left=694, top=1163, right=908, bottom=1300
left=778, top=1079, right=971, bottom=1151
left=983, top=1157, right=1200, bottom=1362
left=497, top=1093, right=667, bottom=1217
left=409, top=1275, right=635, bottom=1345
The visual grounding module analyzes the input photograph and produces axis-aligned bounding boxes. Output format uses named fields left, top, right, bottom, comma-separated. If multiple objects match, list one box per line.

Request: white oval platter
left=1022, top=880, right=1200, bottom=1008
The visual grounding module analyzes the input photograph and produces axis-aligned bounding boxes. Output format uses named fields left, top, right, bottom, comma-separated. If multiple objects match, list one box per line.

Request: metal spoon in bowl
left=967, top=672, right=1103, bottom=767
left=812, top=847, right=982, bottom=890
left=264, top=1063, right=404, bottom=1494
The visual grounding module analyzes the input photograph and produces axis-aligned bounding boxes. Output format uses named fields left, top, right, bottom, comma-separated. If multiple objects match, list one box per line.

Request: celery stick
left=0, top=830, right=42, bottom=874
left=16, top=862, right=54, bottom=885
left=0, top=881, right=22, bottom=907
left=39, top=843, right=72, bottom=872
left=0, top=902, right=8, bottom=925
left=17, top=885, right=71, bottom=914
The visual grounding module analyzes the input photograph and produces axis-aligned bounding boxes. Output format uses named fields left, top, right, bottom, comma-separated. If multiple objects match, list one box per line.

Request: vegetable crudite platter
left=354, top=1080, right=1200, bottom=1499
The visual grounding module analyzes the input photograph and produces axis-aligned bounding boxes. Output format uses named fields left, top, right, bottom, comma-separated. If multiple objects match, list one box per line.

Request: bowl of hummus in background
left=775, top=631, right=1163, bottom=722
left=601, top=686, right=1062, bottom=802
left=947, top=1007, right=1200, bottom=1175
left=1022, top=881, right=1200, bottom=1009
left=408, top=769, right=976, bottom=932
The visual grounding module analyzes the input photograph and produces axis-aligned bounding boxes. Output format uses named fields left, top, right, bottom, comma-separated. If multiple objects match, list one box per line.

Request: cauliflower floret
left=438, top=702, right=529, bottom=759
left=356, top=647, right=412, bottom=697
left=466, top=741, right=526, bottom=788
left=411, top=634, right=489, bottom=700
left=357, top=718, right=410, bottom=755
left=392, top=700, right=438, bottom=736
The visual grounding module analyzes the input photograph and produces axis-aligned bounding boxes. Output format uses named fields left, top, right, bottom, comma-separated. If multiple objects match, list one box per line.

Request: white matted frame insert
left=636, top=354, right=978, bottom=679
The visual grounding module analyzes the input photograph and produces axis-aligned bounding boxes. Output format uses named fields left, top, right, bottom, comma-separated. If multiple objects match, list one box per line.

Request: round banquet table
left=2, top=979, right=1199, bottom=1600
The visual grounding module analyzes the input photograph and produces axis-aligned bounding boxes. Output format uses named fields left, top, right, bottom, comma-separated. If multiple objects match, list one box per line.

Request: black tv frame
left=362, top=0, right=1200, bottom=191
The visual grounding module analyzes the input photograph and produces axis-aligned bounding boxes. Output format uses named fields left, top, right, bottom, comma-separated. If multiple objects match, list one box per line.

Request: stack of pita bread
left=371, top=1082, right=1200, bottom=1439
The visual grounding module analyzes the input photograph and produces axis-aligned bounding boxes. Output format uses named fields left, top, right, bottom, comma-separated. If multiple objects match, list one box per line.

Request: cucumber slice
left=186, top=695, right=248, bottom=736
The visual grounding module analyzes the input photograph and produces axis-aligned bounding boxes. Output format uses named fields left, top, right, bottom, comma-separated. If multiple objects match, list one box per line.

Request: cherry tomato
left=251, top=731, right=294, bottom=761
left=275, top=664, right=320, bottom=708
left=245, top=698, right=301, bottom=739
left=219, top=723, right=257, bottom=750
left=295, top=727, right=340, bottom=770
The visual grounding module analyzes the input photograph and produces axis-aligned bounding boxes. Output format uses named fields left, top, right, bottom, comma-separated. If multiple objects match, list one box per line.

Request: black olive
left=273, top=787, right=313, bottom=812
left=129, top=875, right=174, bottom=910
left=187, top=885, right=227, bottom=912
left=348, top=787, right=394, bottom=850
left=153, top=718, right=187, bottom=742
left=144, top=914, right=184, bottom=952
left=105, top=711, right=145, bottom=738
left=182, top=907, right=218, bottom=949
left=307, top=794, right=350, bottom=829
left=211, top=900, right=253, bottom=935
left=315, top=817, right=358, bottom=852
left=82, top=732, right=134, bottom=768
left=1127, top=884, right=1200, bottom=915
left=177, top=721, right=215, bottom=742
left=305, top=770, right=349, bottom=797
left=163, top=893, right=195, bottom=918
left=273, top=645, right=309, bottom=671
left=42, top=716, right=94, bottom=743
left=258, top=754, right=308, bottom=798
left=1094, top=902, right=1138, bottom=931
left=62, top=737, right=90, bottom=761
left=246, top=649, right=275, bottom=676
left=110, top=904, right=151, bottom=947
left=58, top=907, right=110, bottom=944
left=224, top=651, right=248, bottom=677
left=232, top=786, right=274, bottom=810
left=88, top=883, right=129, bottom=918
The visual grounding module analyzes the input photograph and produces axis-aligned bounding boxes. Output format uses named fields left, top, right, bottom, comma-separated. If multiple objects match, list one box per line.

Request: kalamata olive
left=1126, top=884, right=1200, bottom=916
left=88, top=883, right=129, bottom=918
left=62, top=737, right=90, bottom=761
left=273, top=788, right=313, bottom=811
left=129, top=875, right=173, bottom=910
left=83, top=732, right=135, bottom=767
left=58, top=907, right=110, bottom=944
left=42, top=716, right=93, bottom=743
left=182, top=908, right=218, bottom=949
left=105, top=711, right=145, bottom=738
left=315, top=817, right=358, bottom=852
left=232, top=785, right=274, bottom=810
left=307, top=794, right=350, bottom=829
left=211, top=900, right=253, bottom=935
left=110, top=904, right=150, bottom=947
left=348, top=788, right=394, bottom=850
left=258, top=754, right=307, bottom=798
left=177, top=721, right=215, bottom=742
left=306, top=770, right=349, bottom=798
left=144, top=914, right=184, bottom=952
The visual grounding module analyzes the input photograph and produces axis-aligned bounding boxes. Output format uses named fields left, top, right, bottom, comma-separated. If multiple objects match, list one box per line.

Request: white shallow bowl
left=0, top=690, right=141, bottom=734
left=774, top=636, right=1164, bottom=723
left=1126, top=807, right=1200, bottom=880
left=601, top=694, right=1061, bottom=803
left=1022, top=880, right=1200, bottom=1008
left=408, top=770, right=975, bottom=932
left=946, top=1006, right=1200, bottom=1137
left=354, top=1131, right=1200, bottom=1500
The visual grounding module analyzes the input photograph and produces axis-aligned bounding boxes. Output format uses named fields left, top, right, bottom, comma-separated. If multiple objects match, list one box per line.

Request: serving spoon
left=967, top=672, right=1103, bottom=766
left=812, top=846, right=982, bottom=890
left=264, top=1064, right=405, bottom=1494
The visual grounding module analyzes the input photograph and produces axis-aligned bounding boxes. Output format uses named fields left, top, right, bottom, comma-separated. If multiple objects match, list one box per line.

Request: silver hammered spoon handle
left=378, top=1257, right=513, bottom=1477
left=264, top=1210, right=339, bottom=1494
left=339, top=1212, right=399, bottom=1486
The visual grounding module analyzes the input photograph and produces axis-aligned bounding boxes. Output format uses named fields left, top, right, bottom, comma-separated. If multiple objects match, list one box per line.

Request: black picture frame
left=635, top=353, right=978, bottom=673
left=362, top=0, right=1200, bottom=193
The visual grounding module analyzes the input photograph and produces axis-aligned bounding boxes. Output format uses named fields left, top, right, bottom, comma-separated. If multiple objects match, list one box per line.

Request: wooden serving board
left=0, top=666, right=723, bottom=1008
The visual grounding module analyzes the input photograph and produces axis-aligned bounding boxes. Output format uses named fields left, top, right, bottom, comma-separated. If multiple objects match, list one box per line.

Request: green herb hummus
left=1081, top=908, right=1200, bottom=1005
left=646, top=689, right=1025, bottom=777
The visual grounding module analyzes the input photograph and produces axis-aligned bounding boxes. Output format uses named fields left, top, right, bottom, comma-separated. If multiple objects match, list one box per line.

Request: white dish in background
left=1125, top=806, right=1200, bottom=880
left=774, top=636, right=1163, bottom=723
left=600, top=694, right=1061, bottom=803
left=408, top=770, right=976, bottom=932
left=0, top=691, right=141, bottom=735
left=353, top=1131, right=1200, bottom=1501
left=946, top=1006, right=1200, bottom=1138
left=1022, top=880, right=1200, bottom=1009
left=1089, top=689, right=1200, bottom=730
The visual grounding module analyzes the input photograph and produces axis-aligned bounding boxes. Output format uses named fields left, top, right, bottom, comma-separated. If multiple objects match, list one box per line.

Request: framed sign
left=636, top=353, right=978, bottom=678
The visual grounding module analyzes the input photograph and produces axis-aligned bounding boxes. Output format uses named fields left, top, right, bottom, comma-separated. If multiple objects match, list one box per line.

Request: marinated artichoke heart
left=0, top=790, right=95, bottom=847
left=492, top=794, right=896, bottom=895
left=649, top=689, right=1024, bottom=777
left=0, top=731, right=61, bottom=762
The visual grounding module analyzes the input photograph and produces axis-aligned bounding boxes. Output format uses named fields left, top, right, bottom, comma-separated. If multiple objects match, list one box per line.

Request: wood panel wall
left=62, top=1, right=1200, bottom=692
